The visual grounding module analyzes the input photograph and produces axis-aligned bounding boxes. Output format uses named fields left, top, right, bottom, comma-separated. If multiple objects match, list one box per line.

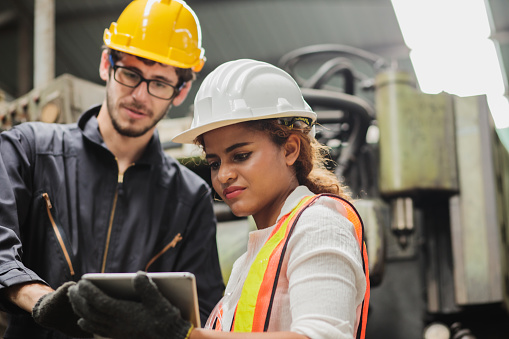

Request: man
left=0, top=0, right=224, bottom=337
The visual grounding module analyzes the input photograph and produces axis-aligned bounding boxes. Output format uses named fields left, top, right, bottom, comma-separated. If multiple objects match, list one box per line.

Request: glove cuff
left=169, top=318, right=193, bottom=339
left=31, top=294, right=44, bottom=319
left=184, top=324, right=194, bottom=339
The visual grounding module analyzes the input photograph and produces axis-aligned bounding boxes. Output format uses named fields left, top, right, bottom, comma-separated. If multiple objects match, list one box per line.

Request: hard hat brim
left=172, top=110, right=317, bottom=144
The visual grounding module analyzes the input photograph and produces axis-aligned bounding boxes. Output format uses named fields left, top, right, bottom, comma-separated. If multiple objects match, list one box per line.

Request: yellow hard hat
left=104, top=0, right=206, bottom=72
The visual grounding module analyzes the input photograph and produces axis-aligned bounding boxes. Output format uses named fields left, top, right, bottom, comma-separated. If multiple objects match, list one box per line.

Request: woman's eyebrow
left=225, top=142, right=251, bottom=153
left=205, top=142, right=252, bottom=159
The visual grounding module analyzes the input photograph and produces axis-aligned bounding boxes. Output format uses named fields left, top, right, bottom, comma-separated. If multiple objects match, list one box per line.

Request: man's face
left=102, top=53, right=180, bottom=138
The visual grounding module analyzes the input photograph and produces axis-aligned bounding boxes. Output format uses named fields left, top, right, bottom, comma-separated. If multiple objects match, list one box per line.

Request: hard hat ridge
left=172, top=59, right=317, bottom=144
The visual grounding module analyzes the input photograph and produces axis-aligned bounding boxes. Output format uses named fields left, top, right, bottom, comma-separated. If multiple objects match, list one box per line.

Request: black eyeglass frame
left=108, top=55, right=185, bottom=100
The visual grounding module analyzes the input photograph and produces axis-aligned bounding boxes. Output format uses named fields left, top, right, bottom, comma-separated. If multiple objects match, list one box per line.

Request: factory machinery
left=277, top=44, right=509, bottom=339
left=1, top=44, right=509, bottom=339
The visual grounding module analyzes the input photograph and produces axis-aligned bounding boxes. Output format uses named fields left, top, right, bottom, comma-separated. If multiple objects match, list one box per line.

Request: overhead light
left=391, top=0, right=509, bottom=129
left=409, top=40, right=505, bottom=97
left=391, top=0, right=491, bottom=47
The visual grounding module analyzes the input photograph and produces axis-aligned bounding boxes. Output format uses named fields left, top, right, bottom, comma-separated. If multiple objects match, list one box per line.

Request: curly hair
left=196, top=118, right=350, bottom=200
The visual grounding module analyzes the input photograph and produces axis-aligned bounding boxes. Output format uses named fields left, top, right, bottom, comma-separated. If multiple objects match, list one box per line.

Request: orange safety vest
left=210, top=194, right=370, bottom=338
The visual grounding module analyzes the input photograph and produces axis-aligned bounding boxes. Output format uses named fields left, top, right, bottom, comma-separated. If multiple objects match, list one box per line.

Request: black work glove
left=32, top=281, right=92, bottom=338
left=68, top=271, right=193, bottom=339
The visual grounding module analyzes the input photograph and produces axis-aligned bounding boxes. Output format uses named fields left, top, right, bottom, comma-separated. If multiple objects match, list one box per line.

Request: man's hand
left=69, top=271, right=193, bottom=339
left=32, top=282, right=92, bottom=338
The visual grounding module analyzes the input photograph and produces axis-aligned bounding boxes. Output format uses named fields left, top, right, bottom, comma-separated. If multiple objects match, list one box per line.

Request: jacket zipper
left=101, top=161, right=134, bottom=273
left=145, top=233, right=183, bottom=271
left=43, top=193, right=75, bottom=276
left=101, top=171, right=123, bottom=273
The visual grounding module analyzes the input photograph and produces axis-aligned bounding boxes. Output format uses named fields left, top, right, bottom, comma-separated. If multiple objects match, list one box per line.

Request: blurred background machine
left=0, top=74, right=104, bottom=131
left=276, top=44, right=509, bottom=338
left=1, top=44, right=509, bottom=339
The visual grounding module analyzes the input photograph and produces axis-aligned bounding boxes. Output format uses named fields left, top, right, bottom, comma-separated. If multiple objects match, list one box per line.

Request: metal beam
left=34, top=0, right=55, bottom=88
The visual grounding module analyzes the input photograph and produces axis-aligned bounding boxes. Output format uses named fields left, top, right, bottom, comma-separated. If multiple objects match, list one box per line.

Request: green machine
left=376, top=69, right=509, bottom=313
left=279, top=44, right=509, bottom=338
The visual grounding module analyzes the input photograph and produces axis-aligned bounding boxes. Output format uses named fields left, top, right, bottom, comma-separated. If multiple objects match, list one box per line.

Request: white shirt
left=211, top=186, right=367, bottom=339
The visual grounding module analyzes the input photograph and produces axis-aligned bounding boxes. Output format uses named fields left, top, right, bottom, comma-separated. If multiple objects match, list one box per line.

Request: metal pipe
left=278, top=43, right=389, bottom=74
left=34, top=0, right=55, bottom=89
left=390, top=197, right=414, bottom=248
left=301, top=88, right=373, bottom=178
left=302, top=57, right=356, bottom=95
left=18, top=15, right=31, bottom=95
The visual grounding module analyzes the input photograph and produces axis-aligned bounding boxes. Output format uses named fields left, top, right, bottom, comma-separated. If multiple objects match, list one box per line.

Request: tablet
left=82, top=272, right=201, bottom=328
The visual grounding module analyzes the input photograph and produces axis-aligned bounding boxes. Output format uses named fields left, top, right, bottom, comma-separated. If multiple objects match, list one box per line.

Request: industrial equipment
left=278, top=44, right=509, bottom=339
left=0, top=73, right=105, bottom=130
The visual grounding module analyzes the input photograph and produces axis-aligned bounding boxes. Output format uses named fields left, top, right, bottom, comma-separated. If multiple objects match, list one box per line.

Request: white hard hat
left=172, top=59, right=317, bottom=144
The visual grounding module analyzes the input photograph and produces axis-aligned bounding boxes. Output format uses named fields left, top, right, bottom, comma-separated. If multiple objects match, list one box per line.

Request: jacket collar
left=78, top=105, right=166, bottom=166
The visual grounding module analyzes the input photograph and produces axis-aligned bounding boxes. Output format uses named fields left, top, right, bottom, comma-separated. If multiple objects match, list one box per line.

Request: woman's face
left=202, top=123, right=300, bottom=229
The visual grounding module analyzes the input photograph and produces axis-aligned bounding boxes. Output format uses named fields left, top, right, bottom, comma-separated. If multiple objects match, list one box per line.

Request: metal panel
left=493, top=126, right=509, bottom=309
left=353, top=198, right=388, bottom=287
left=450, top=95, right=503, bottom=305
left=376, top=70, right=459, bottom=196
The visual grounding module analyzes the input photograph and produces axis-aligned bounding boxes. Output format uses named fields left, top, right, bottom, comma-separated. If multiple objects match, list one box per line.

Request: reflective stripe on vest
left=232, top=194, right=370, bottom=337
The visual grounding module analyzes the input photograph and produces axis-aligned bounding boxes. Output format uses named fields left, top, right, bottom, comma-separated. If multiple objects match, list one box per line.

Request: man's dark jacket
left=0, top=106, right=225, bottom=338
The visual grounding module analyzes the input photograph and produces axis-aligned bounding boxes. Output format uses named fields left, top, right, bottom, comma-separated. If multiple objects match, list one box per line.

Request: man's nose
left=131, top=80, right=151, bottom=100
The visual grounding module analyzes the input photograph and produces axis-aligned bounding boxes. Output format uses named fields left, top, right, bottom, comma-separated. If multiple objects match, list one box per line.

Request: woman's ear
left=172, top=81, right=192, bottom=107
left=284, top=134, right=301, bottom=167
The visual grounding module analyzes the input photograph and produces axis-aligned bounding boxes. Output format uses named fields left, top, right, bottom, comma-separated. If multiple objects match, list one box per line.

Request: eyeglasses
left=108, top=55, right=184, bottom=100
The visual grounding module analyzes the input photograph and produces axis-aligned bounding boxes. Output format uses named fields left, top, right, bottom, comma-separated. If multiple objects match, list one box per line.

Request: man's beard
left=106, top=92, right=169, bottom=138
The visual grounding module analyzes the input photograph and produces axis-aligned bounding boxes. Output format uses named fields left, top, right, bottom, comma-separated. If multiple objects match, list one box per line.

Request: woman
left=68, top=59, right=369, bottom=339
